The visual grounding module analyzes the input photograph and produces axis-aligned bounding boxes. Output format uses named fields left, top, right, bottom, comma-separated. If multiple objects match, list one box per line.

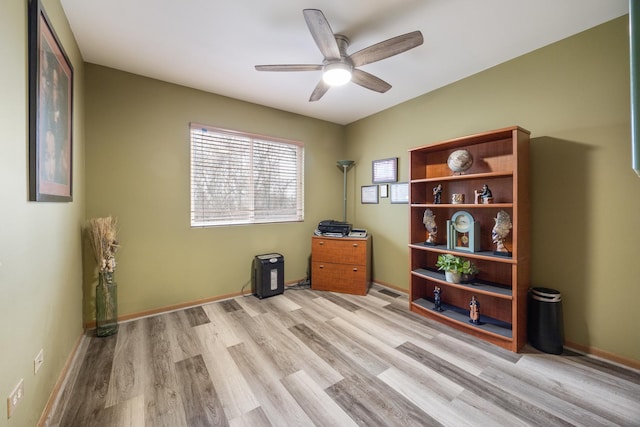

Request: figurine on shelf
left=469, top=295, right=481, bottom=324
left=433, top=183, right=442, bottom=204
left=422, top=209, right=438, bottom=245
left=433, top=286, right=444, bottom=312
left=492, top=210, right=513, bottom=256
left=474, top=184, right=493, bottom=204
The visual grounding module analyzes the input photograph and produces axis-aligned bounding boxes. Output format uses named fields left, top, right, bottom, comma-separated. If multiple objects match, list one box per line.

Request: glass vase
left=96, top=272, right=118, bottom=337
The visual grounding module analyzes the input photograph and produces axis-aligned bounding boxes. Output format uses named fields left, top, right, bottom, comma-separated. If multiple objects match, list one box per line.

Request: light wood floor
left=46, top=284, right=640, bottom=426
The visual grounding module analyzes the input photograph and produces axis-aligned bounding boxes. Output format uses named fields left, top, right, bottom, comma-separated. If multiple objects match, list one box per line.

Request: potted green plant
left=435, top=253, right=463, bottom=283
left=460, top=259, right=479, bottom=283
left=436, top=254, right=478, bottom=284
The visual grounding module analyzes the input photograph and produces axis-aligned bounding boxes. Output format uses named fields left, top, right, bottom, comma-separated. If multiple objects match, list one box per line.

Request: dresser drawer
left=312, top=237, right=367, bottom=265
left=311, top=261, right=368, bottom=295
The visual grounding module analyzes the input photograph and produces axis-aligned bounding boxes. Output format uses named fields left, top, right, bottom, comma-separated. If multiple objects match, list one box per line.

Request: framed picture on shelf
left=372, top=157, right=398, bottom=183
left=390, top=182, right=409, bottom=204
left=361, top=185, right=379, bottom=204
left=29, top=0, right=74, bottom=202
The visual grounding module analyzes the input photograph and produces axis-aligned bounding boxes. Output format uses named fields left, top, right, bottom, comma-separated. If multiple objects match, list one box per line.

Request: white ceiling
left=60, top=0, right=629, bottom=125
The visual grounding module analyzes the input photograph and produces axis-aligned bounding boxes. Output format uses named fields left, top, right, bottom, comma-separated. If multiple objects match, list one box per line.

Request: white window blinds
left=190, top=123, right=304, bottom=227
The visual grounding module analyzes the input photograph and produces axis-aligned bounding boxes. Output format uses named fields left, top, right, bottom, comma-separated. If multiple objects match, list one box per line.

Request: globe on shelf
left=447, top=149, right=473, bottom=174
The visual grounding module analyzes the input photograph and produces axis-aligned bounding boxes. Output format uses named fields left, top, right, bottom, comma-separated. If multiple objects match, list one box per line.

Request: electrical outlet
left=6, top=379, right=24, bottom=418
left=34, top=349, right=44, bottom=374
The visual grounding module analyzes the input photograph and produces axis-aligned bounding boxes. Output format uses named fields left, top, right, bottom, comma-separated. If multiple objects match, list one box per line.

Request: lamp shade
left=323, top=62, right=352, bottom=86
left=337, top=160, right=354, bottom=167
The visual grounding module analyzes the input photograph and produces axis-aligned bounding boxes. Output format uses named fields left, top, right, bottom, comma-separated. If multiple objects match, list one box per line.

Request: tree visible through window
left=190, top=123, right=304, bottom=226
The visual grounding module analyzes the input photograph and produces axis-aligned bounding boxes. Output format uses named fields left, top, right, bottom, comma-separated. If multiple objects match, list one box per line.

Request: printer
left=316, top=219, right=352, bottom=236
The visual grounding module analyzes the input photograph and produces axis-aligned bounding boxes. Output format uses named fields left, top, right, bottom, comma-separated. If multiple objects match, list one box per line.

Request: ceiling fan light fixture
left=323, top=62, right=352, bottom=86
left=256, top=9, right=424, bottom=101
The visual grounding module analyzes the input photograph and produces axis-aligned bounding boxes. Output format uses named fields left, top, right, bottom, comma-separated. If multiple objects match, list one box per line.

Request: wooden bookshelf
left=408, top=126, right=530, bottom=351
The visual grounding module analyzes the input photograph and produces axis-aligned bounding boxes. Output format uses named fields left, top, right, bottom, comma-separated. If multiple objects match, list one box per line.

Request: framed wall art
left=372, top=157, right=398, bottom=183
left=29, top=0, right=74, bottom=202
left=361, top=185, right=379, bottom=204
left=390, top=182, right=409, bottom=204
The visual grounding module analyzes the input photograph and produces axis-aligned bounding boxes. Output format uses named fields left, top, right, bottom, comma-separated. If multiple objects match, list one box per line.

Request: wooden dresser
left=311, top=235, right=371, bottom=295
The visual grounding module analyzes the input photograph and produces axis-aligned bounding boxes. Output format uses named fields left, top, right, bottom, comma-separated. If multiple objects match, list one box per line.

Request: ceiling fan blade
left=309, top=80, right=330, bottom=102
left=350, top=31, right=424, bottom=67
left=255, top=64, right=323, bottom=72
left=351, top=69, right=392, bottom=93
left=303, top=9, right=341, bottom=60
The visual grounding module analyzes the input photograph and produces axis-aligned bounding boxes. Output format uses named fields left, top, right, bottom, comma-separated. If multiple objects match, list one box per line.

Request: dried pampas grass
left=87, top=216, right=119, bottom=273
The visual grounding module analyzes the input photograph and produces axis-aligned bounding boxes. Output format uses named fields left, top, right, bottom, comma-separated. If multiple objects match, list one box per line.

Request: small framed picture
left=390, top=182, right=409, bottom=204
left=372, top=157, right=398, bottom=183
left=379, top=184, right=388, bottom=198
left=361, top=185, right=379, bottom=204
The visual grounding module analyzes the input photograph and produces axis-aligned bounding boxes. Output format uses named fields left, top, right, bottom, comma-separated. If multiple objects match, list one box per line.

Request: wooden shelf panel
left=412, top=203, right=514, bottom=208
left=410, top=133, right=517, bottom=180
left=410, top=170, right=513, bottom=183
left=411, top=268, right=512, bottom=299
left=412, top=298, right=512, bottom=339
left=409, top=126, right=528, bottom=154
left=410, top=209, right=515, bottom=255
left=411, top=203, right=513, bottom=209
left=411, top=174, right=514, bottom=205
left=408, top=243, right=515, bottom=264
left=409, top=205, right=515, bottom=255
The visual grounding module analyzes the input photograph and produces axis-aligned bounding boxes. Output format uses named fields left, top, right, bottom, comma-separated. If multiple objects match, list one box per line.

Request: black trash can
left=528, top=287, right=564, bottom=354
left=252, top=253, right=284, bottom=299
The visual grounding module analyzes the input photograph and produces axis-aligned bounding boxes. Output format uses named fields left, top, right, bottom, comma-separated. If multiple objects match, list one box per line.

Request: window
left=190, top=123, right=304, bottom=227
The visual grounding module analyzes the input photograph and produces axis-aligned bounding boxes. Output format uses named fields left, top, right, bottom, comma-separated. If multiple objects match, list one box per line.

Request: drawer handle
left=352, top=268, right=358, bottom=272
left=319, top=241, right=324, bottom=245
left=319, top=265, right=325, bottom=269
left=352, top=243, right=359, bottom=247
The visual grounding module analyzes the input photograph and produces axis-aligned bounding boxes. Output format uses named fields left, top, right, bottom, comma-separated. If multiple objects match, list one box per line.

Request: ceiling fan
left=255, top=9, right=424, bottom=102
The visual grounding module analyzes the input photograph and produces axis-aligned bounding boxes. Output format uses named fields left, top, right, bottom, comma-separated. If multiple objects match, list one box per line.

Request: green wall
left=346, top=16, right=639, bottom=362
left=85, top=16, right=638, bottom=362
left=0, top=1, right=85, bottom=425
left=1, top=6, right=638, bottom=424
left=84, top=65, right=346, bottom=320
